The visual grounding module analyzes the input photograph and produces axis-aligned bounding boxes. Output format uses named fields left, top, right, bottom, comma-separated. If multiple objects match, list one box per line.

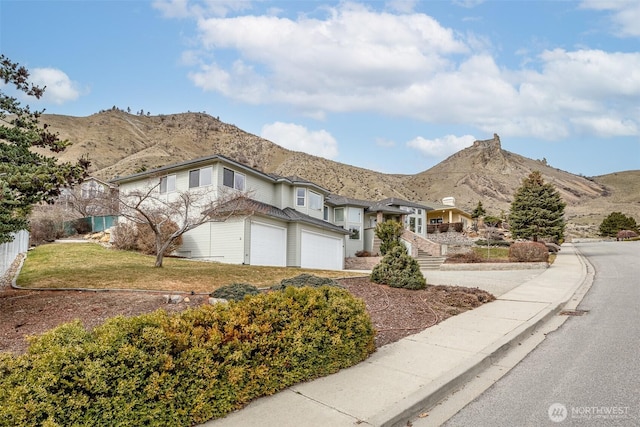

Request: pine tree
left=471, top=201, right=486, bottom=219
left=0, top=55, right=88, bottom=243
left=599, top=212, right=638, bottom=237
left=509, top=171, right=566, bottom=243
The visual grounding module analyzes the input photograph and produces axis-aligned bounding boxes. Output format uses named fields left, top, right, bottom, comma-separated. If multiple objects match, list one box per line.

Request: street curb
left=371, top=245, right=595, bottom=427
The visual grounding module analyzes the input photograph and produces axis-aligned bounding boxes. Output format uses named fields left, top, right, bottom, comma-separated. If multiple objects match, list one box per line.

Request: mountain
left=41, top=110, right=639, bottom=238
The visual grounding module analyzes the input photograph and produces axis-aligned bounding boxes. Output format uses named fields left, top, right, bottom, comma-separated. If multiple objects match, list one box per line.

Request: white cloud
left=170, top=2, right=639, bottom=142
left=261, top=122, right=339, bottom=159
left=407, top=134, right=476, bottom=158
left=29, top=68, right=81, bottom=104
left=580, top=0, right=640, bottom=37
left=189, top=3, right=467, bottom=111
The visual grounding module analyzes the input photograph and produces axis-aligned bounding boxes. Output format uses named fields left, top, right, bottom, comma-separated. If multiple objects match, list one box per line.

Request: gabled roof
left=109, top=154, right=330, bottom=193
left=376, top=197, right=431, bottom=210
left=365, top=202, right=408, bottom=215
left=325, top=194, right=434, bottom=215
left=210, top=197, right=350, bottom=235
left=325, top=194, right=372, bottom=208
left=83, top=176, right=117, bottom=189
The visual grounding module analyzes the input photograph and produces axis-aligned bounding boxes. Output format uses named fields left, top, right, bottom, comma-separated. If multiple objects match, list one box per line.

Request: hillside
left=41, top=110, right=639, bottom=237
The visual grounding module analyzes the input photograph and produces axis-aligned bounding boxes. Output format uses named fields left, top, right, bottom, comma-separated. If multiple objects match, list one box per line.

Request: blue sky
left=1, top=0, right=639, bottom=177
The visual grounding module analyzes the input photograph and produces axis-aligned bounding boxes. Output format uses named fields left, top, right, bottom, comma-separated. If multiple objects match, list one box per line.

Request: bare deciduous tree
left=116, top=182, right=252, bottom=267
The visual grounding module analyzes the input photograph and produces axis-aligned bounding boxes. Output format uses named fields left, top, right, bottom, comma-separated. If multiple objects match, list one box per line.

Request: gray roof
left=376, top=197, right=432, bottom=210
left=210, top=197, right=350, bottom=235
left=110, top=154, right=329, bottom=193
left=325, top=194, right=373, bottom=208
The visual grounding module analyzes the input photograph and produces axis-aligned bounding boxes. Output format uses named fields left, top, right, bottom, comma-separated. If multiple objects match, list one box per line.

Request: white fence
left=1, top=230, right=29, bottom=277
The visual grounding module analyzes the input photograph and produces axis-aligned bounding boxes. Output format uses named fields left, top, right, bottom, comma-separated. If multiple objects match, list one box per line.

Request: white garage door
left=301, top=230, right=344, bottom=270
left=250, top=222, right=286, bottom=266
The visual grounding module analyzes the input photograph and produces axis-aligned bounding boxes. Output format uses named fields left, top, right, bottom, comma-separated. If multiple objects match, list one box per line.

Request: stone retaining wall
left=440, top=262, right=549, bottom=271
left=345, top=256, right=381, bottom=270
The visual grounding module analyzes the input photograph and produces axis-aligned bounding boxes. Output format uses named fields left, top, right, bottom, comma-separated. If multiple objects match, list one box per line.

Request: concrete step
left=415, top=254, right=447, bottom=270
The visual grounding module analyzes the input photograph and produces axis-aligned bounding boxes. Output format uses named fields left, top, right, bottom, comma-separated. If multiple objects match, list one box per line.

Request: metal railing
left=426, top=222, right=464, bottom=234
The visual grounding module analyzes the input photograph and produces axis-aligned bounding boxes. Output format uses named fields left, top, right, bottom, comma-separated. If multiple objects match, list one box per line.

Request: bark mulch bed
left=1, top=257, right=495, bottom=354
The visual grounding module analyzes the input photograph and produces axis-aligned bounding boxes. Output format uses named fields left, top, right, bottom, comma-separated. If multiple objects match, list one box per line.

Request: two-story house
left=325, top=195, right=472, bottom=257
left=111, top=155, right=349, bottom=270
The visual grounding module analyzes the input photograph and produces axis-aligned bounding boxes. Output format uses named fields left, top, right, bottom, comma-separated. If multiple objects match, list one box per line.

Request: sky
left=1, top=0, right=639, bottom=177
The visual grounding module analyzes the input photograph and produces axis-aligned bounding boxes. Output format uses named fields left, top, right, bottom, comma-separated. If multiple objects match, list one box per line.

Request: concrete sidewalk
left=204, top=244, right=590, bottom=427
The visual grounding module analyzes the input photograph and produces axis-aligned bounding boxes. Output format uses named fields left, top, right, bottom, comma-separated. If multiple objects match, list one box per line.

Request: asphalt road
left=441, top=241, right=640, bottom=426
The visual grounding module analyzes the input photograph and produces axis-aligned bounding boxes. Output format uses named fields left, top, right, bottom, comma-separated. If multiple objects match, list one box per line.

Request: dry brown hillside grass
left=40, top=111, right=639, bottom=237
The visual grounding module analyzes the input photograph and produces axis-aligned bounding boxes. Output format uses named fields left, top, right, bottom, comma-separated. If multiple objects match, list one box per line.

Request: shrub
left=0, top=287, right=375, bottom=426
left=270, top=274, right=341, bottom=291
left=355, top=250, right=372, bottom=257
left=617, top=230, right=638, bottom=240
left=111, top=222, right=138, bottom=251
left=135, top=221, right=183, bottom=256
left=509, top=241, right=549, bottom=262
left=446, top=251, right=483, bottom=263
left=370, top=245, right=426, bottom=290
left=211, top=283, right=260, bottom=301
left=71, top=218, right=92, bottom=235
left=475, top=239, right=511, bottom=247
left=29, top=218, right=62, bottom=244
left=374, top=220, right=404, bottom=255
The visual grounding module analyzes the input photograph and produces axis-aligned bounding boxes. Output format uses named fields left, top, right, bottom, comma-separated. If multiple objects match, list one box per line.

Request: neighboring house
left=111, top=155, right=349, bottom=270
left=59, top=177, right=119, bottom=216
left=422, top=198, right=472, bottom=233
left=325, top=195, right=472, bottom=257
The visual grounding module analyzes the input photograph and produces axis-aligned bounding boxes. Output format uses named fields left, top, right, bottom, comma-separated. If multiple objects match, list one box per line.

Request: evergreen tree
left=374, top=220, right=404, bottom=255
left=599, top=212, right=638, bottom=237
left=471, top=201, right=486, bottom=231
left=0, top=55, right=88, bottom=243
left=471, top=201, right=486, bottom=219
left=509, top=171, right=566, bottom=242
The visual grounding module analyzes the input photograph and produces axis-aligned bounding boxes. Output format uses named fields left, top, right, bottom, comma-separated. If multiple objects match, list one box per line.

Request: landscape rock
left=163, top=294, right=183, bottom=304
left=208, top=297, right=228, bottom=305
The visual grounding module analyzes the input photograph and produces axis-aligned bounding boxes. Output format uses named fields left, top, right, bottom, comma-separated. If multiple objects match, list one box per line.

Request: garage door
left=250, top=222, right=286, bottom=266
left=301, top=230, right=344, bottom=270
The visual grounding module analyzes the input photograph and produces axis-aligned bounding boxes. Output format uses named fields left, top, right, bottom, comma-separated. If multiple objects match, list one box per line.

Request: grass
left=471, top=246, right=510, bottom=261
left=471, top=245, right=556, bottom=264
left=17, top=243, right=362, bottom=293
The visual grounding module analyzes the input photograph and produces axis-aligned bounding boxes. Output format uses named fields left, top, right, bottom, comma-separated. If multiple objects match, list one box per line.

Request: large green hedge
left=0, top=287, right=375, bottom=427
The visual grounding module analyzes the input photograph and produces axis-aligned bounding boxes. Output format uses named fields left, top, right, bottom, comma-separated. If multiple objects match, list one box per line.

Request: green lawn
left=471, top=245, right=556, bottom=263
left=17, top=243, right=361, bottom=293
left=471, top=246, right=510, bottom=260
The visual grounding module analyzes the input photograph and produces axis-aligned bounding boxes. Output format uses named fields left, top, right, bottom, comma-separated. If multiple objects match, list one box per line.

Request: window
left=309, top=191, right=322, bottom=210
left=348, top=207, right=361, bottom=223
left=334, top=208, right=344, bottom=222
left=223, top=168, right=245, bottom=190
left=159, top=174, right=176, bottom=193
left=189, top=167, right=212, bottom=188
left=323, top=206, right=329, bottom=221
left=349, top=226, right=361, bottom=240
left=417, top=218, right=423, bottom=234
left=81, top=181, right=104, bottom=199
left=296, top=188, right=306, bottom=206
